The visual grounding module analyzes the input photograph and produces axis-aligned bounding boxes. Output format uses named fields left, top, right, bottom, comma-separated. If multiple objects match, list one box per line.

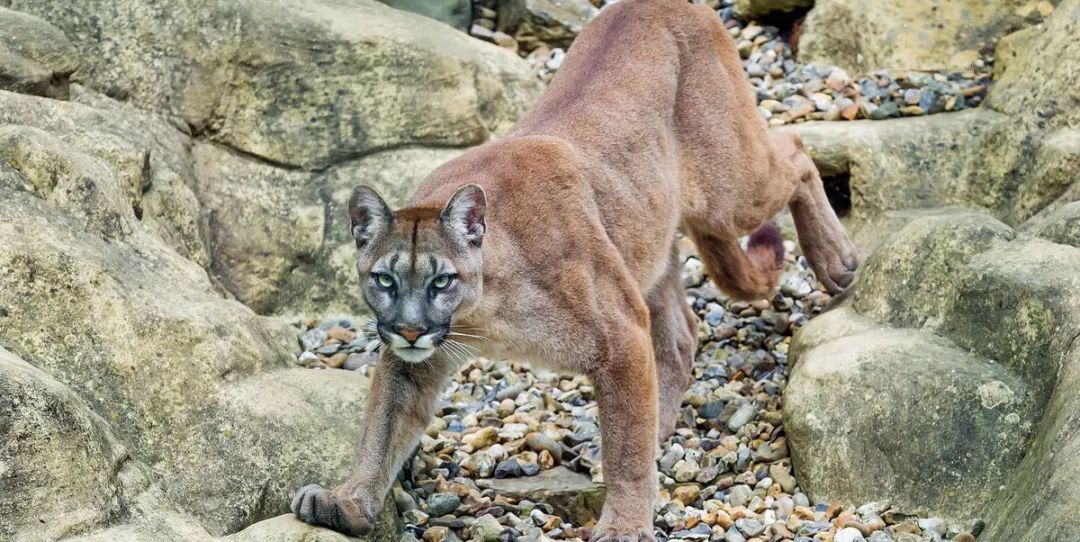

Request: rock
left=470, top=514, right=505, bottom=542
left=375, top=0, right=471, bottom=29
left=834, top=527, right=866, bottom=542
left=785, top=206, right=1080, bottom=538
left=505, top=0, right=598, bottom=50
left=727, top=403, right=757, bottom=431
left=672, top=485, right=701, bottom=506
left=0, top=7, right=79, bottom=99
left=1029, top=201, right=1080, bottom=249
left=525, top=432, right=562, bottom=463
left=495, top=458, right=524, bottom=478
left=735, top=518, right=766, bottom=536
left=733, top=0, right=813, bottom=19
left=776, top=108, right=1080, bottom=228
left=426, top=493, right=462, bottom=517
left=226, top=513, right=401, bottom=542
left=464, top=426, right=500, bottom=450
left=0, top=347, right=125, bottom=539
left=6, top=0, right=541, bottom=170
left=799, top=0, right=1035, bottom=73
left=476, top=466, right=604, bottom=525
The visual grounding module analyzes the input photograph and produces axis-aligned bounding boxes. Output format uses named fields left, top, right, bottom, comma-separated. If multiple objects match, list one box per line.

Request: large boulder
left=786, top=310, right=1041, bottom=522
left=798, top=0, right=1034, bottom=74
left=784, top=209, right=1080, bottom=536
left=0, top=130, right=393, bottom=535
left=0, top=347, right=126, bottom=541
left=3, top=0, right=541, bottom=170
left=497, top=0, right=599, bottom=50
left=0, top=7, right=78, bottom=99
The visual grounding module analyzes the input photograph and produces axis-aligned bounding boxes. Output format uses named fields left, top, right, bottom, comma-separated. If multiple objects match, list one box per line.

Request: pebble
left=426, top=493, right=461, bottom=517
left=835, top=527, right=868, bottom=542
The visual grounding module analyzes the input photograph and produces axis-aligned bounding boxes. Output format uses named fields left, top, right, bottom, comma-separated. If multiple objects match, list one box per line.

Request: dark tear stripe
left=410, top=219, right=419, bottom=273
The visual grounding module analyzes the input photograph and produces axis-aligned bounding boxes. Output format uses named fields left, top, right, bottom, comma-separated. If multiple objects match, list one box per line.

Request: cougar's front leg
left=292, top=352, right=455, bottom=535
left=589, top=324, right=659, bottom=542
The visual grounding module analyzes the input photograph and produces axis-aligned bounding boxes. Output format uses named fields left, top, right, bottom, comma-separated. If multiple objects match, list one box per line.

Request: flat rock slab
left=477, top=466, right=605, bottom=524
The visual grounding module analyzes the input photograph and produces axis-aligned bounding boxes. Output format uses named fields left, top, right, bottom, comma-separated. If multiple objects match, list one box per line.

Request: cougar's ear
left=441, top=184, right=486, bottom=247
left=349, top=185, right=393, bottom=248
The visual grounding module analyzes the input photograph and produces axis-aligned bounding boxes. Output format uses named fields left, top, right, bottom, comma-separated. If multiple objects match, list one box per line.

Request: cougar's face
left=348, top=185, right=486, bottom=363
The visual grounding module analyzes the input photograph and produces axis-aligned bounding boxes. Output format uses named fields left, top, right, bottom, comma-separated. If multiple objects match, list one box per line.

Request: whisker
left=443, top=340, right=476, bottom=364
left=445, top=331, right=490, bottom=342
left=446, top=339, right=481, bottom=356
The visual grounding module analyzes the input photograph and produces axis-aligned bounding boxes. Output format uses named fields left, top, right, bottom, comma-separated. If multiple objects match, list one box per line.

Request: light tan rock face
left=0, top=0, right=541, bottom=316
left=0, top=347, right=126, bottom=541
left=0, top=7, right=79, bottom=99
left=786, top=211, right=1080, bottom=534
left=798, top=0, right=1033, bottom=74
left=0, top=90, right=400, bottom=536
left=5, top=0, right=541, bottom=170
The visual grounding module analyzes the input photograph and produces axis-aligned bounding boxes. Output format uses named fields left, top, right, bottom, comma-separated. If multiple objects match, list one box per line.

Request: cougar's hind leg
left=777, top=132, right=860, bottom=292
left=649, top=249, right=697, bottom=442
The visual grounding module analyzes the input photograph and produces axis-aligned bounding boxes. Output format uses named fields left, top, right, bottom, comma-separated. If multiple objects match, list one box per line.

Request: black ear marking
left=349, top=185, right=393, bottom=248
left=440, top=184, right=487, bottom=247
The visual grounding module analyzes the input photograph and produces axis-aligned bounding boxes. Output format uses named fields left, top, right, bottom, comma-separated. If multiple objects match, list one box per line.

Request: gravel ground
left=295, top=237, right=982, bottom=542
left=468, top=0, right=992, bottom=125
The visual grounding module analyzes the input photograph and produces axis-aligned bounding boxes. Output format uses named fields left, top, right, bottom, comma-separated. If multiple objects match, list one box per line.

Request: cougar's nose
left=395, top=323, right=427, bottom=344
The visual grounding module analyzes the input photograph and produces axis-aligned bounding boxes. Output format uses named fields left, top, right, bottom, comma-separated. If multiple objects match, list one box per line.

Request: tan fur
left=292, top=1, right=857, bottom=539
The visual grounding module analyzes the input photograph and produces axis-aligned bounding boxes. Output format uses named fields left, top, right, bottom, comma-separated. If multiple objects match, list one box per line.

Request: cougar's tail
left=687, top=222, right=785, bottom=301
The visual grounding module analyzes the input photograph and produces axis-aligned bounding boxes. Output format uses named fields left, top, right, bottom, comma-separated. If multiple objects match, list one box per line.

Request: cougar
left=291, top=0, right=858, bottom=538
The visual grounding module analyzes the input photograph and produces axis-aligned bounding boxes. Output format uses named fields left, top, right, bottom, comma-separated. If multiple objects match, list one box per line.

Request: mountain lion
left=291, top=0, right=858, bottom=538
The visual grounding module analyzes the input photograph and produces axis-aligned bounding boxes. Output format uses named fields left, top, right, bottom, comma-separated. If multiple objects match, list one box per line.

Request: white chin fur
left=392, top=346, right=436, bottom=363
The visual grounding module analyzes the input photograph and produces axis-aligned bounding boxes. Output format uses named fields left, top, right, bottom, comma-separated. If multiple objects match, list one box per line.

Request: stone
left=506, top=0, right=598, bottom=50
left=0, top=7, right=79, bottom=99
left=226, top=513, right=401, bottom=542
left=426, top=493, right=462, bottom=517
left=672, top=485, right=701, bottom=506
left=0, top=347, right=125, bottom=539
left=799, top=0, right=1035, bottom=73
left=733, top=0, right=812, bottom=19
left=834, top=527, right=866, bottom=542
left=6, top=0, right=542, bottom=170
left=476, top=466, right=604, bottom=525
left=375, top=0, right=471, bottom=29
left=785, top=206, right=1080, bottom=538
left=470, top=514, right=505, bottom=542
left=775, top=109, right=1080, bottom=230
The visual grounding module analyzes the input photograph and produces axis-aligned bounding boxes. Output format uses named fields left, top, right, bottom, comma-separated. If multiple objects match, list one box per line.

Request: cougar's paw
left=589, top=521, right=656, bottom=542
left=810, top=238, right=859, bottom=294
left=290, top=484, right=374, bottom=536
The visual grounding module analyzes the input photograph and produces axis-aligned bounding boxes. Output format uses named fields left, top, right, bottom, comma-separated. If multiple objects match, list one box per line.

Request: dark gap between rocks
left=822, top=171, right=852, bottom=218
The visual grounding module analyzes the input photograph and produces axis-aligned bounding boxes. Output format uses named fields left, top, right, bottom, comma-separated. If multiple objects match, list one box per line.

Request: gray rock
left=6, top=0, right=541, bottom=170
left=0, top=7, right=79, bottom=99
left=426, top=493, right=462, bottom=517
left=476, top=466, right=604, bottom=525
left=0, top=347, right=125, bottom=539
left=375, top=0, right=470, bottom=29
left=733, top=0, right=813, bottom=19
left=499, top=0, right=597, bottom=49
left=799, top=0, right=1034, bottom=73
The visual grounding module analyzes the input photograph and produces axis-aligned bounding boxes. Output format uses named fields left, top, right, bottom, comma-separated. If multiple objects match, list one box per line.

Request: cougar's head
left=348, top=184, right=486, bottom=363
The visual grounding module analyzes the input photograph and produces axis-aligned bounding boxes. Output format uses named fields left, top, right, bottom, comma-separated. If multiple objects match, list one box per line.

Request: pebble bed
left=468, top=0, right=992, bottom=125
left=295, top=237, right=982, bottom=542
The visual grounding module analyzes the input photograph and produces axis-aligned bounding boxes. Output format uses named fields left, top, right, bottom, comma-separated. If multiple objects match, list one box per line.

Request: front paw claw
left=290, top=483, right=373, bottom=536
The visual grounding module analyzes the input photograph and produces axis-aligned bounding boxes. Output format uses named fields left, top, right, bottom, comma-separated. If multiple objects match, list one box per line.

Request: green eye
left=432, top=275, right=452, bottom=289
left=374, top=274, right=394, bottom=288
